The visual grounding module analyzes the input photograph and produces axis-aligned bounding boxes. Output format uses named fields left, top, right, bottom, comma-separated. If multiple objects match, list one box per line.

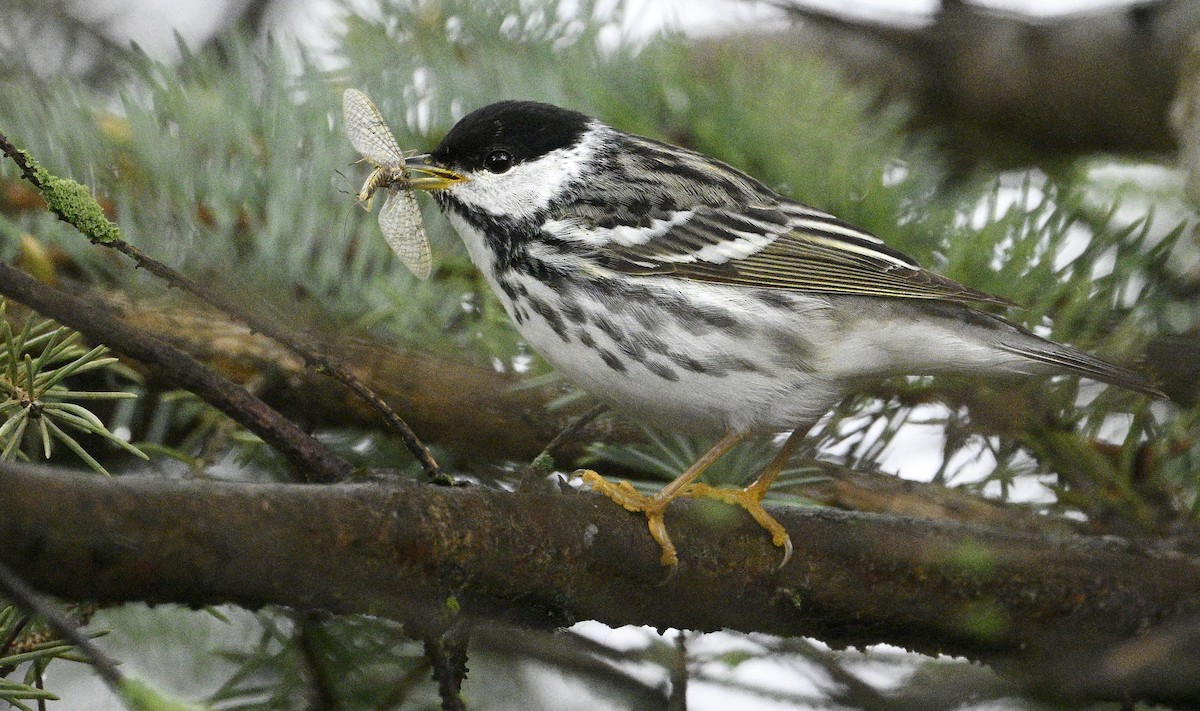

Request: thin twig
left=785, top=638, right=893, bottom=711
left=35, top=663, right=47, bottom=711
left=517, top=403, right=606, bottom=493
left=423, top=632, right=469, bottom=711
left=472, top=626, right=669, bottom=708
left=668, top=631, right=688, bottom=711
left=0, top=131, right=444, bottom=483
left=106, top=238, right=445, bottom=482
left=0, top=613, right=31, bottom=676
left=0, top=261, right=351, bottom=483
left=0, top=560, right=123, bottom=689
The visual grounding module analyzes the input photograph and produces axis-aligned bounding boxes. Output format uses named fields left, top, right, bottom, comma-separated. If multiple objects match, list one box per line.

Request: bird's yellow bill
left=403, top=155, right=468, bottom=190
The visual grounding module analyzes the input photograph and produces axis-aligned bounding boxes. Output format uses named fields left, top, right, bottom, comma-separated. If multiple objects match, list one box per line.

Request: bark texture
left=3, top=463, right=1199, bottom=673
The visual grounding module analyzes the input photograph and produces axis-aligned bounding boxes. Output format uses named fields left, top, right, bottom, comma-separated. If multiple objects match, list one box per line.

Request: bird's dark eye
left=484, top=149, right=513, bottom=173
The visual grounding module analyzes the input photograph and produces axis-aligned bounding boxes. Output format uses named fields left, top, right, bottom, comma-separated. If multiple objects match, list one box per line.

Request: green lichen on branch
left=42, top=175, right=121, bottom=244
left=528, top=452, right=555, bottom=478
left=18, top=147, right=121, bottom=244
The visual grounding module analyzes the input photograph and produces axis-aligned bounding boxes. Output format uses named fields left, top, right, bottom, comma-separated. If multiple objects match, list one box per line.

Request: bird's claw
left=577, top=469, right=680, bottom=566
left=684, top=482, right=793, bottom=568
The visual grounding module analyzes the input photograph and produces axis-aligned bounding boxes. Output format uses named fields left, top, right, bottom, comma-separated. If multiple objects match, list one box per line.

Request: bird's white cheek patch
left=444, top=125, right=605, bottom=221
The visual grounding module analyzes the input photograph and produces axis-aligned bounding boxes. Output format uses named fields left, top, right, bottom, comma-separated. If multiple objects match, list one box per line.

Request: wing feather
left=594, top=201, right=1015, bottom=307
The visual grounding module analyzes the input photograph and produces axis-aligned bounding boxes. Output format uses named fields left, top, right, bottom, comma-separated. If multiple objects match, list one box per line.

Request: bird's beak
left=404, top=154, right=468, bottom=190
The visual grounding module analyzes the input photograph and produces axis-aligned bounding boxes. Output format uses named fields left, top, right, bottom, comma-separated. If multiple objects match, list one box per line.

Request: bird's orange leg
left=685, top=424, right=812, bottom=567
left=578, top=430, right=747, bottom=566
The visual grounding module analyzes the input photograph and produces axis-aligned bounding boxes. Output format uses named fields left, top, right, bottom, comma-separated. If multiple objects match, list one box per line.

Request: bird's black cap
left=431, top=101, right=592, bottom=172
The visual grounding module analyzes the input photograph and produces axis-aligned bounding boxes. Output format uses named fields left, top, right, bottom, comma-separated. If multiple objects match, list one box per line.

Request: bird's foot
left=684, top=481, right=793, bottom=568
left=577, top=469, right=679, bottom=566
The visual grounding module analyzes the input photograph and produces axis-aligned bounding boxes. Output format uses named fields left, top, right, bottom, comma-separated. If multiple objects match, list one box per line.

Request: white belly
left=448, top=211, right=843, bottom=432
left=516, top=281, right=845, bottom=432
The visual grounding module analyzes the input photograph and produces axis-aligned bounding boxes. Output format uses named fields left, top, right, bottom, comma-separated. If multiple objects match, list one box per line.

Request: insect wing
left=379, top=187, right=432, bottom=280
left=342, top=88, right=403, bottom=167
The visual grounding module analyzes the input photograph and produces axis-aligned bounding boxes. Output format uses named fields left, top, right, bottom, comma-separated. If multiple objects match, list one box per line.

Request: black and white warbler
left=399, top=100, right=1163, bottom=566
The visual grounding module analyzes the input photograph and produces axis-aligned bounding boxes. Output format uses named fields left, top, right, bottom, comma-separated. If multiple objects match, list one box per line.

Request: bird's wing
left=579, top=201, right=1015, bottom=307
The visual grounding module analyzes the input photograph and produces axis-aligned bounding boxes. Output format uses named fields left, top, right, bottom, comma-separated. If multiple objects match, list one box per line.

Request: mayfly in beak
left=342, top=88, right=465, bottom=280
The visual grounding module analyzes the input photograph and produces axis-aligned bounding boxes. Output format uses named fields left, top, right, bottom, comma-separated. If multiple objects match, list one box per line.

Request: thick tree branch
left=3, top=463, right=1200, bottom=705
left=766, top=0, right=1200, bottom=158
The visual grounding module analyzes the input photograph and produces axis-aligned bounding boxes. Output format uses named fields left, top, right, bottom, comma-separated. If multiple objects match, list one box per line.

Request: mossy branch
left=0, top=142, right=120, bottom=244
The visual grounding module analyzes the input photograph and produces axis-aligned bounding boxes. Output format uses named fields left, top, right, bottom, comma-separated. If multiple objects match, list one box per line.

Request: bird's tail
left=996, top=338, right=1164, bottom=397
